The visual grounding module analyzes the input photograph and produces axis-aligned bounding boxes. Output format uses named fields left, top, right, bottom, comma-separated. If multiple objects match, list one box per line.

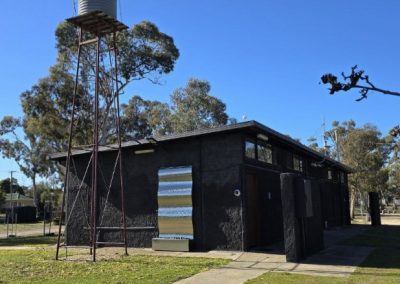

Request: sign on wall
left=157, top=166, right=193, bottom=239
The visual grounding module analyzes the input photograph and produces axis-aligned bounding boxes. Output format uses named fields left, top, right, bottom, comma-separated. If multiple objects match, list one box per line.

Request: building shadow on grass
left=0, top=235, right=57, bottom=247
left=300, top=224, right=400, bottom=269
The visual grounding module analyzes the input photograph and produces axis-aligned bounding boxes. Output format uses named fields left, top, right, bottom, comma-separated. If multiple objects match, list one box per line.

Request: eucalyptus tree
left=168, top=79, right=229, bottom=133
left=0, top=21, right=179, bottom=185
left=120, top=79, right=232, bottom=138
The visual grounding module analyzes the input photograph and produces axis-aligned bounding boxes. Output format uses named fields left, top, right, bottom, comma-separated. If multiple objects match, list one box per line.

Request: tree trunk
left=31, top=174, right=39, bottom=216
left=350, top=187, right=356, bottom=219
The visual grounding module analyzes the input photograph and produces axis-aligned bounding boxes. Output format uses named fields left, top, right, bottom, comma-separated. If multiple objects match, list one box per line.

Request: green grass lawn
left=0, top=235, right=58, bottom=247
left=0, top=249, right=228, bottom=284
left=0, top=221, right=41, bottom=230
left=247, top=225, right=400, bottom=284
left=0, top=233, right=229, bottom=284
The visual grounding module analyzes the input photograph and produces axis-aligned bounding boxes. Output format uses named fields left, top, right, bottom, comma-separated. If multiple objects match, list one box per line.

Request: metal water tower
left=56, top=0, right=128, bottom=262
left=78, top=0, right=117, bottom=18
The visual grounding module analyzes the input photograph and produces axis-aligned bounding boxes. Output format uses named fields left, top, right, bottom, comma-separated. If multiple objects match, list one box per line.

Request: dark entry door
left=245, top=170, right=284, bottom=250
left=245, top=173, right=260, bottom=249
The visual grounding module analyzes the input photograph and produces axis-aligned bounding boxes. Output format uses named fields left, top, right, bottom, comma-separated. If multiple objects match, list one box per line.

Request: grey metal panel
left=78, top=0, right=117, bottom=19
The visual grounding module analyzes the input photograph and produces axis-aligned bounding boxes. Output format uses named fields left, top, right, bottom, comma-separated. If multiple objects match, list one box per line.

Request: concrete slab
left=174, top=225, right=374, bottom=283
left=235, top=252, right=270, bottom=262
left=224, top=261, right=261, bottom=269
left=175, top=267, right=267, bottom=284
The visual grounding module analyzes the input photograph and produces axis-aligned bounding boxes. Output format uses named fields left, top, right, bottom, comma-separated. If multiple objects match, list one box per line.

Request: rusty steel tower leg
left=91, top=33, right=101, bottom=263
left=113, top=31, right=128, bottom=256
left=56, top=29, right=83, bottom=261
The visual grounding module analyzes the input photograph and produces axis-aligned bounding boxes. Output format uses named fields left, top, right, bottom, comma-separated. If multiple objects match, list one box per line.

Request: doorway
left=245, top=169, right=284, bottom=251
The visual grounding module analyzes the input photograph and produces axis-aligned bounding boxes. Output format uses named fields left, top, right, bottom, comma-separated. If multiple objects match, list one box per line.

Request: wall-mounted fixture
left=257, top=133, right=269, bottom=142
left=134, top=149, right=155, bottom=155
left=146, top=137, right=158, bottom=144
left=233, top=189, right=241, bottom=197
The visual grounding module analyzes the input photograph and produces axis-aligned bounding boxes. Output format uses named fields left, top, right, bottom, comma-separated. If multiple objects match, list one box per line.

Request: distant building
left=51, top=120, right=351, bottom=253
left=2, top=193, right=35, bottom=209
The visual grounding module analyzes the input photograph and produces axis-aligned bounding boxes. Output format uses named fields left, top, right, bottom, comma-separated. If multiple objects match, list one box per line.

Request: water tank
left=78, top=0, right=117, bottom=19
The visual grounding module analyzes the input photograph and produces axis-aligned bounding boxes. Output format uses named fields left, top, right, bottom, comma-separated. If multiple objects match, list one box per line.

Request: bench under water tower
left=55, top=0, right=129, bottom=262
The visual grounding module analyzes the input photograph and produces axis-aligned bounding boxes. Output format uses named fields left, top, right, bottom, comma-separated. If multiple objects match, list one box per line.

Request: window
left=258, top=141, right=273, bottom=163
left=293, top=154, right=304, bottom=172
left=245, top=140, right=256, bottom=159
left=286, top=152, right=293, bottom=169
left=340, top=172, right=345, bottom=184
left=328, top=170, right=333, bottom=180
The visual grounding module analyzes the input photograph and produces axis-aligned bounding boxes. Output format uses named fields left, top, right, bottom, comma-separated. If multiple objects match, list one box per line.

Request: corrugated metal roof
left=5, top=193, right=34, bottom=201
left=49, top=120, right=353, bottom=172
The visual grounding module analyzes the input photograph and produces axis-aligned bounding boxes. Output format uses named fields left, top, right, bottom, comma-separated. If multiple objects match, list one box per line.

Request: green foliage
left=0, top=249, right=228, bottom=283
left=341, top=124, right=389, bottom=194
left=0, top=178, right=25, bottom=194
left=121, top=96, right=171, bottom=140
left=168, top=79, right=229, bottom=133
left=0, top=20, right=179, bottom=187
left=25, top=182, right=62, bottom=214
left=307, top=120, right=392, bottom=217
left=0, top=115, right=53, bottom=207
left=121, top=79, right=231, bottom=139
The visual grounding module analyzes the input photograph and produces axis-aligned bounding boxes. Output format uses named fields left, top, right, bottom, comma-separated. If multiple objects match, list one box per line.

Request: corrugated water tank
left=78, top=0, right=117, bottom=19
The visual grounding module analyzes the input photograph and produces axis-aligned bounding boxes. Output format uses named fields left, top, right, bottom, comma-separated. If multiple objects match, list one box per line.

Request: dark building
left=51, top=120, right=351, bottom=254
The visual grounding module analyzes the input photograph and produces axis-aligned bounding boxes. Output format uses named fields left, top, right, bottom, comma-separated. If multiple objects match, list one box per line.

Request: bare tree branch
left=321, top=65, right=400, bottom=101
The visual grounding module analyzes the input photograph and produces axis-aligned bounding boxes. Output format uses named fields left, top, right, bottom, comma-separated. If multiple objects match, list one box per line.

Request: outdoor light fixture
left=257, top=133, right=269, bottom=142
left=311, top=162, right=323, bottom=168
left=146, top=137, right=158, bottom=144
left=233, top=189, right=241, bottom=197
left=134, top=149, right=155, bottom=155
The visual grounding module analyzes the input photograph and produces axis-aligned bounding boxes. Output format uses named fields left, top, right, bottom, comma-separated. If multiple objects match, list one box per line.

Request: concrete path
left=175, top=226, right=373, bottom=284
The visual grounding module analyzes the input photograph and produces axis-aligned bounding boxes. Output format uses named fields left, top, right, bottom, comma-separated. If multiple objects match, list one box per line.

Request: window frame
left=293, top=154, right=304, bottom=172
left=257, top=140, right=273, bottom=164
left=244, top=139, right=256, bottom=160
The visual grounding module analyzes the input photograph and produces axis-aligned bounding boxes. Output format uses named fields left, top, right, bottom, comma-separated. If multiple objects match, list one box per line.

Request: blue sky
left=0, top=0, right=399, bottom=185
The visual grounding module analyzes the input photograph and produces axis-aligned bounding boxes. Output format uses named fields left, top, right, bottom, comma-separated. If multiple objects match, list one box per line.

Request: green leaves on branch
left=119, top=21, right=180, bottom=81
left=1, top=20, right=180, bottom=186
left=121, top=79, right=231, bottom=139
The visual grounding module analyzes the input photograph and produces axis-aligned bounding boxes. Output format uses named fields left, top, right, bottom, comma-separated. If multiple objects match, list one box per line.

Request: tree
left=309, top=121, right=390, bottom=218
left=321, top=65, right=400, bottom=101
left=320, top=65, right=400, bottom=136
left=168, top=79, right=229, bottom=133
left=25, top=182, right=63, bottom=215
left=0, top=178, right=25, bottom=195
left=121, top=96, right=171, bottom=140
left=385, top=134, right=400, bottom=203
left=120, top=79, right=232, bottom=139
left=0, top=116, right=54, bottom=205
left=339, top=123, right=389, bottom=218
left=1, top=21, right=179, bottom=185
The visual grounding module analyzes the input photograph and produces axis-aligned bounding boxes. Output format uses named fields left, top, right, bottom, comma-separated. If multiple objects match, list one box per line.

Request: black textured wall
left=62, top=126, right=351, bottom=253
left=369, top=192, right=381, bottom=226
left=64, top=132, right=244, bottom=251
left=280, top=174, right=324, bottom=262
